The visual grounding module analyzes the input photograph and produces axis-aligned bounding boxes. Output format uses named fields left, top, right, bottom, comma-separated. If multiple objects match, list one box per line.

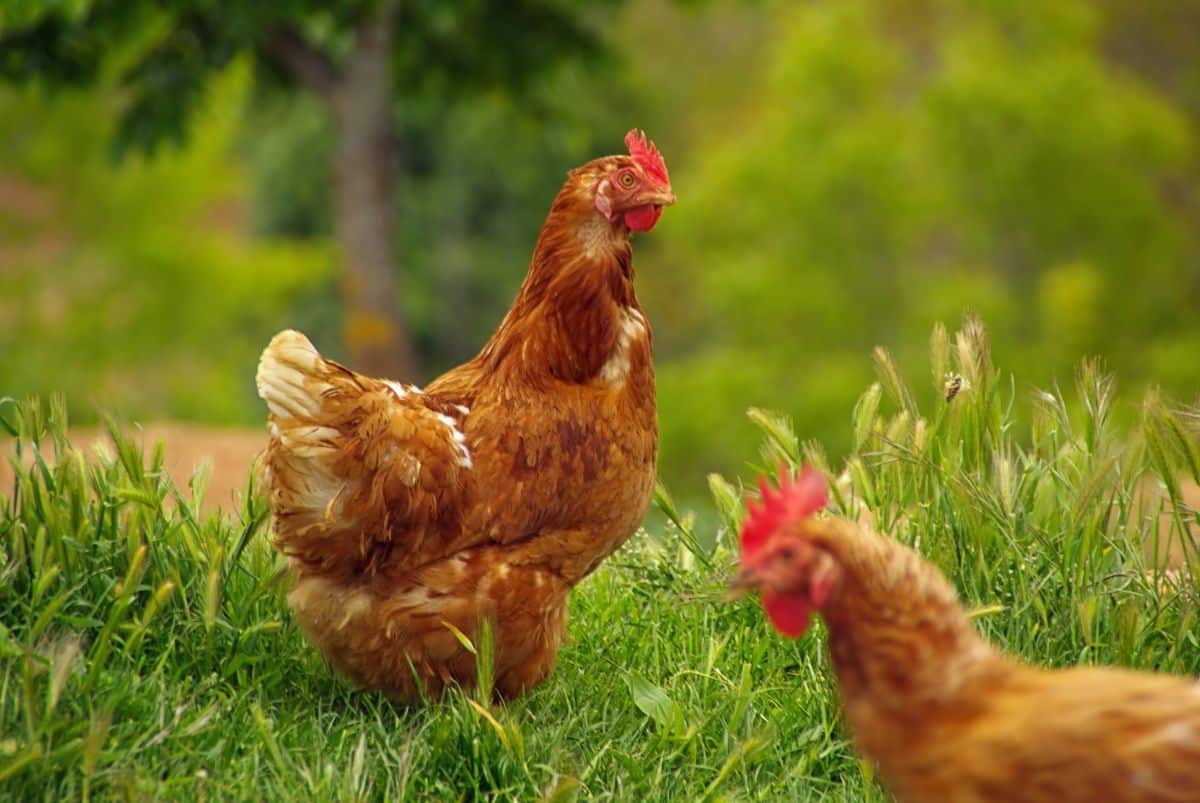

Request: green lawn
left=2, top=319, right=1197, bottom=801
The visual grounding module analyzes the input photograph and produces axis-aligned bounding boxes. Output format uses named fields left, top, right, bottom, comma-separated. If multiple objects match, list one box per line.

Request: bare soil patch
left=1, top=422, right=266, bottom=515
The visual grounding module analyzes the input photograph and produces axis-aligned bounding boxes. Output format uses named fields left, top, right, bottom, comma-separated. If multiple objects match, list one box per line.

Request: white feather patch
left=1156, top=721, right=1197, bottom=746
left=598, top=306, right=647, bottom=387
left=434, top=412, right=473, bottom=469
left=577, top=213, right=619, bottom=258
left=385, top=380, right=423, bottom=400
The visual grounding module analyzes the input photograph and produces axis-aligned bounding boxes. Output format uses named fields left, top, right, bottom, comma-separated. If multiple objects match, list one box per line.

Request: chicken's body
left=821, top=523, right=1200, bottom=803
left=735, top=470, right=1200, bottom=803
left=257, top=132, right=673, bottom=700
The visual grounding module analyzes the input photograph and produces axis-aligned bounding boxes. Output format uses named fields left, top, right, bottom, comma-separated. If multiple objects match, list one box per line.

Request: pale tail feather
left=256, top=330, right=329, bottom=419
left=256, top=330, right=348, bottom=529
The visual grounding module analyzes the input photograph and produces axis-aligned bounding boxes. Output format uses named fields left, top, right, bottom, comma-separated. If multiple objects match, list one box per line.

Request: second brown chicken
left=733, top=467, right=1200, bottom=803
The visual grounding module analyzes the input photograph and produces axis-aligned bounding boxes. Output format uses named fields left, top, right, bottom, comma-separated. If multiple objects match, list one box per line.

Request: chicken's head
left=731, top=466, right=840, bottom=638
left=591, top=129, right=676, bottom=232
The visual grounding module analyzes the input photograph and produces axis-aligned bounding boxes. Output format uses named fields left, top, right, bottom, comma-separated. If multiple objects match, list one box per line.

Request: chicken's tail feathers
left=256, top=329, right=473, bottom=574
left=256, top=329, right=336, bottom=420
left=255, top=328, right=345, bottom=547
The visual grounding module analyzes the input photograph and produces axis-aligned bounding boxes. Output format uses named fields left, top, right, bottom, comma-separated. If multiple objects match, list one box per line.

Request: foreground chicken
left=256, top=130, right=674, bottom=700
left=732, top=467, right=1200, bottom=803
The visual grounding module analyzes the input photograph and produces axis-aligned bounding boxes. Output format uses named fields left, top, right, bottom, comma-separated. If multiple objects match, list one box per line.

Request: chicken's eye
left=617, top=171, right=637, bottom=189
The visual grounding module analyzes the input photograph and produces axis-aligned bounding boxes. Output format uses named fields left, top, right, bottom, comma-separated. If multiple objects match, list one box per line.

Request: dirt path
left=1, top=422, right=266, bottom=515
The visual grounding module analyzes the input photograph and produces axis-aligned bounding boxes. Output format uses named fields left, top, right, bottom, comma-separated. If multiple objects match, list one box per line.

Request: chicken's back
left=879, top=662, right=1200, bottom=803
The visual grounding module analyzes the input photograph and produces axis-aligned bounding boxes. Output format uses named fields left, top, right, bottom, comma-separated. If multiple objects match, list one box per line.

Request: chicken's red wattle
left=764, top=592, right=813, bottom=639
left=624, top=205, right=662, bottom=232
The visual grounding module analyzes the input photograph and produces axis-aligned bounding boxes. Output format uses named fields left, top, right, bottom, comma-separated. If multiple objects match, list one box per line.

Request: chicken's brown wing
left=257, top=330, right=478, bottom=578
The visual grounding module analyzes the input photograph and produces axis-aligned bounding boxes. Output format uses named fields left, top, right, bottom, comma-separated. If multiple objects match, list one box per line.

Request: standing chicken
left=732, top=467, right=1200, bottom=803
left=256, top=130, right=674, bottom=700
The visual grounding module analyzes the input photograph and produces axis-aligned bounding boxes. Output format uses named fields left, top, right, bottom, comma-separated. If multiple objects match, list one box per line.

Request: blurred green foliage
left=651, top=0, right=1200, bottom=492
left=1, top=0, right=1199, bottom=498
left=0, top=0, right=620, bottom=158
left=0, top=66, right=334, bottom=424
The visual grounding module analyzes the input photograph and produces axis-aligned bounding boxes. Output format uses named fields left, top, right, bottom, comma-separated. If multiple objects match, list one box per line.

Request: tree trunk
left=328, top=10, right=420, bottom=381
left=264, top=9, right=418, bottom=381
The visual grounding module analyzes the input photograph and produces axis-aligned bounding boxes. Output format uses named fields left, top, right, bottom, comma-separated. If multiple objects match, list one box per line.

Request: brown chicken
left=256, top=130, right=674, bottom=700
left=732, top=467, right=1200, bottom=803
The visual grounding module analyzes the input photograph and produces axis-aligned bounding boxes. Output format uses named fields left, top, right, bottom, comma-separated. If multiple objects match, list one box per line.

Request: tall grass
left=1, top=318, right=1197, bottom=801
left=708, top=318, right=1199, bottom=676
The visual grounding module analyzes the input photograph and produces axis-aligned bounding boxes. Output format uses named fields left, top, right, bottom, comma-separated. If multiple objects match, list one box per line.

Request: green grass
left=2, top=318, right=1198, bottom=801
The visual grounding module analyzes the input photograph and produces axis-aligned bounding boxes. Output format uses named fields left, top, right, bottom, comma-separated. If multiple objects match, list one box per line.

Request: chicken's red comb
left=625, top=129, right=670, bottom=186
left=740, top=465, right=829, bottom=559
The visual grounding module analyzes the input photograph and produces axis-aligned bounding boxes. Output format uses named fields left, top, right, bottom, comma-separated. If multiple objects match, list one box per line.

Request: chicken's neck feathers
left=477, top=184, right=645, bottom=385
left=814, top=520, right=1000, bottom=709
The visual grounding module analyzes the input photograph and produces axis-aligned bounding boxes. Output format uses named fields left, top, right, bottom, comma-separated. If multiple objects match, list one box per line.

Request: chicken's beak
left=638, top=188, right=676, bottom=208
left=725, top=565, right=760, bottom=601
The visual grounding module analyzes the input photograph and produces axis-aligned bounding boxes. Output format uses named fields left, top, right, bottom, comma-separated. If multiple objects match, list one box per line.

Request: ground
left=0, top=422, right=264, bottom=514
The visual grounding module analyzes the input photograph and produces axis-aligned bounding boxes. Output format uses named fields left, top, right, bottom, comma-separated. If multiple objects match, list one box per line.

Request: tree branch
left=263, top=24, right=341, bottom=102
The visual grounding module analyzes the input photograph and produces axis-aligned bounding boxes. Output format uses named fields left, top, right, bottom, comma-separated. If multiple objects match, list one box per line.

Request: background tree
left=0, top=0, right=621, bottom=379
